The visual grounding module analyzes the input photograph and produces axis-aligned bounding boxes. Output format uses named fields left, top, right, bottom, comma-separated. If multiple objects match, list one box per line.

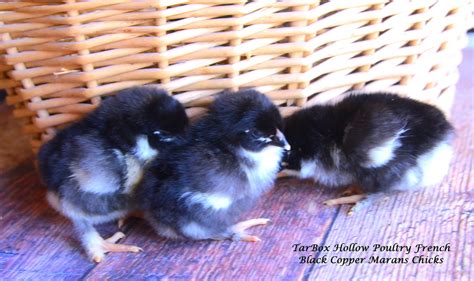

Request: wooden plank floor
left=0, top=44, right=472, bottom=280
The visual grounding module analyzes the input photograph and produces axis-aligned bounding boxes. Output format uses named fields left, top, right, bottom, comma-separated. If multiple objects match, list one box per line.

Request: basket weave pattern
left=0, top=0, right=471, bottom=150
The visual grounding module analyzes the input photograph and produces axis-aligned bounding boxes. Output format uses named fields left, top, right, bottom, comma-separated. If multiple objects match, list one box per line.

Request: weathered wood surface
left=84, top=179, right=338, bottom=280
left=0, top=163, right=96, bottom=279
left=0, top=103, right=31, bottom=171
left=0, top=44, right=472, bottom=280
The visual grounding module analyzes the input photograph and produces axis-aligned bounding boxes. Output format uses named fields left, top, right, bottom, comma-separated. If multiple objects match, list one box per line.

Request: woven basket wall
left=0, top=0, right=472, bottom=151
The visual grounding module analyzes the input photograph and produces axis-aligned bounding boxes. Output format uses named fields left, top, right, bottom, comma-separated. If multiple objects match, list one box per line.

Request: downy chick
left=283, top=92, right=454, bottom=214
left=38, top=86, right=188, bottom=262
left=138, top=89, right=290, bottom=242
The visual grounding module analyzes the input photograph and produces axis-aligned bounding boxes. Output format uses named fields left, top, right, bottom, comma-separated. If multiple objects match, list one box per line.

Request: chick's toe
left=230, top=218, right=269, bottom=242
left=232, top=218, right=270, bottom=232
left=105, top=231, right=126, bottom=243
left=90, top=232, right=142, bottom=263
left=324, top=192, right=389, bottom=216
left=323, top=194, right=366, bottom=206
left=238, top=235, right=261, bottom=242
left=102, top=242, right=142, bottom=254
left=117, top=219, right=125, bottom=229
left=93, top=254, right=104, bottom=263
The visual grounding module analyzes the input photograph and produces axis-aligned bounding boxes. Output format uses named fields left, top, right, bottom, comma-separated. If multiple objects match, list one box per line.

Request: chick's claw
left=239, top=235, right=261, bottom=242
left=347, top=201, right=368, bottom=216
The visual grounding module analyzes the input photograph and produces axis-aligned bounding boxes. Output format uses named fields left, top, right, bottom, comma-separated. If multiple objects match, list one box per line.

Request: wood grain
left=0, top=105, right=32, bottom=172
left=0, top=40, right=472, bottom=280
left=0, top=163, right=94, bottom=279
left=83, top=179, right=339, bottom=280
left=308, top=44, right=474, bottom=281
left=0, top=0, right=470, bottom=151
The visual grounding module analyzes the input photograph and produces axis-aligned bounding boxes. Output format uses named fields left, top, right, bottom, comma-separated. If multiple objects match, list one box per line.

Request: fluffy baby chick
left=138, top=89, right=290, bottom=242
left=283, top=92, right=454, bottom=214
left=38, top=86, right=188, bottom=262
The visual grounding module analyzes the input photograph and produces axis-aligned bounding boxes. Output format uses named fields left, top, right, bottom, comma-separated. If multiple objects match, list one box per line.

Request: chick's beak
left=272, top=130, right=291, bottom=151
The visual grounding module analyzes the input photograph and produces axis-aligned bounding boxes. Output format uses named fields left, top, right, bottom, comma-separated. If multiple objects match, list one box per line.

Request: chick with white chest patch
left=283, top=93, right=454, bottom=214
left=38, top=86, right=189, bottom=262
left=138, top=90, right=290, bottom=242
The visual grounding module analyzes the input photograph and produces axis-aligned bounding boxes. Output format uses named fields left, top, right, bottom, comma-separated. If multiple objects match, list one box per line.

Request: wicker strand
left=353, top=2, right=384, bottom=90
left=0, top=0, right=470, bottom=151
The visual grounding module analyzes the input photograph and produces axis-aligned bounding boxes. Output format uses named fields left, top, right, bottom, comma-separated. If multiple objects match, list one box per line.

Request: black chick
left=138, top=89, right=290, bottom=242
left=38, top=86, right=188, bottom=262
left=283, top=92, right=454, bottom=214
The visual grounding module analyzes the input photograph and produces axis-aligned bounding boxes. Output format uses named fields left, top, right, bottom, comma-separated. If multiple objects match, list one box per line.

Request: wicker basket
left=0, top=0, right=471, bottom=151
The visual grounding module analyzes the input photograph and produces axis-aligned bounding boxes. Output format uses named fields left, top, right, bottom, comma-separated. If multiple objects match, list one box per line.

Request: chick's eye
left=245, top=129, right=260, bottom=139
left=245, top=129, right=272, bottom=143
left=154, top=130, right=171, bottom=136
left=152, top=130, right=175, bottom=142
left=257, top=136, right=272, bottom=143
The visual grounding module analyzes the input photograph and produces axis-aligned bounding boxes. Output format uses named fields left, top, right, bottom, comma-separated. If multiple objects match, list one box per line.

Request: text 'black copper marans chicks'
left=283, top=92, right=454, bottom=214
left=138, top=89, right=290, bottom=242
left=38, top=86, right=189, bottom=262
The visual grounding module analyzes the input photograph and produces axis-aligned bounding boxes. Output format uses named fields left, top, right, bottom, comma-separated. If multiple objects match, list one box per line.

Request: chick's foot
left=91, top=232, right=142, bottom=263
left=323, top=185, right=369, bottom=215
left=105, top=231, right=126, bottom=243
left=230, top=218, right=270, bottom=242
left=323, top=194, right=366, bottom=206
left=324, top=190, right=387, bottom=216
